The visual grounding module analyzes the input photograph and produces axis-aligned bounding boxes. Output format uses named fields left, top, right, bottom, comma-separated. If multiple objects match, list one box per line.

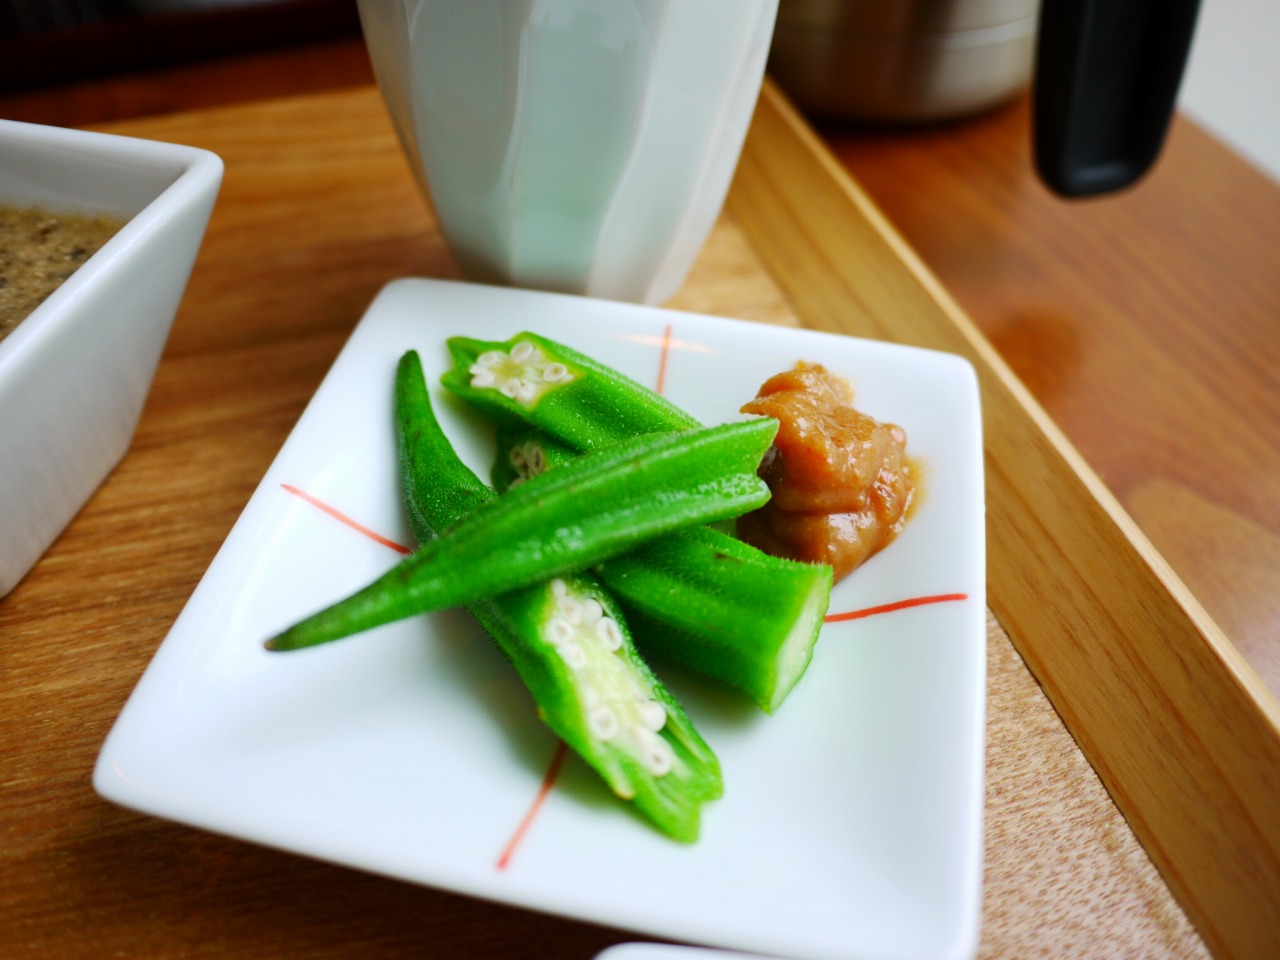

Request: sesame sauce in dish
left=737, top=362, right=916, bottom=582
left=0, top=205, right=125, bottom=342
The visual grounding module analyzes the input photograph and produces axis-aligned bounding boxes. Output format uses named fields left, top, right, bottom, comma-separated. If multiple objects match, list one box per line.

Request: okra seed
left=636, top=729, right=674, bottom=776
left=501, top=378, right=538, bottom=402
left=509, top=446, right=528, bottom=470
left=547, top=616, right=575, bottom=646
left=475, top=350, right=506, bottom=368
left=470, top=369, right=497, bottom=388
left=527, top=444, right=546, bottom=474
left=595, top=617, right=623, bottom=651
left=510, top=340, right=535, bottom=362
left=579, top=597, right=603, bottom=625
left=558, top=595, right=583, bottom=624
left=543, top=362, right=569, bottom=382
left=588, top=705, right=619, bottom=740
left=638, top=699, right=667, bottom=732
left=647, top=747, right=673, bottom=776
left=550, top=578, right=568, bottom=598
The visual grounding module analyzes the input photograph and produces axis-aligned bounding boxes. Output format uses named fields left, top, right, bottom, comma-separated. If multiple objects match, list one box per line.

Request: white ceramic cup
left=356, top=0, right=779, bottom=304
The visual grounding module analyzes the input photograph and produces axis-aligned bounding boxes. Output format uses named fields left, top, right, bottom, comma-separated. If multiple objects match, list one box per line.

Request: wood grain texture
left=980, top=612, right=1205, bottom=959
left=818, top=94, right=1280, bottom=698
left=728, top=83, right=1280, bottom=960
left=0, top=84, right=1212, bottom=958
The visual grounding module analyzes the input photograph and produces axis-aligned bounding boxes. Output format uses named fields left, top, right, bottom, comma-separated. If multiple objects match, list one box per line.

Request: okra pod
left=395, top=350, right=721, bottom=841
left=267, top=412, right=777, bottom=652
left=595, top=527, right=832, bottom=714
left=441, top=332, right=699, bottom=451
left=477, top=359, right=833, bottom=713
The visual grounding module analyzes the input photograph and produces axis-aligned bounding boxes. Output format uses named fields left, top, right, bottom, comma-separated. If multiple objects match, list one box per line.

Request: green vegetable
left=266, top=411, right=777, bottom=652
left=595, top=527, right=832, bottom=714
left=395, top=350, right=721, bottom=841
left=489, top=424, right=578, bottom=492
left=476, top=359, right=832, bottom=714
left=441, top=332, right=700, bottom=451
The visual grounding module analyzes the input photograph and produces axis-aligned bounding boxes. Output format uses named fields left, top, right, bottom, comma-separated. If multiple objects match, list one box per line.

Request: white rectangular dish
left=0, top=119, right=222, bottom=596
left=95, top=278, right=986, bottom=960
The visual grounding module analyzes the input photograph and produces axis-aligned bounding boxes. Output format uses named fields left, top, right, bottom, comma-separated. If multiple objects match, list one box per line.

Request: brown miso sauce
left=737, top=361, right=920, bottom=582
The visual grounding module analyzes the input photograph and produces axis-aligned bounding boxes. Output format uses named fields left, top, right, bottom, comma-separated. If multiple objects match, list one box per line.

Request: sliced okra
left=595, top=526, right=832, bottom=714
left=394, top=350, right=721, bottom=841
left=266, top=402, right=777, bottom=652
left=441, top=332, right=699, bottom=451
left=490, top=424, right=578, bottom=492
left=465, top=337, right=834, bottom=716
left=478, top=372, right=833, bottom=713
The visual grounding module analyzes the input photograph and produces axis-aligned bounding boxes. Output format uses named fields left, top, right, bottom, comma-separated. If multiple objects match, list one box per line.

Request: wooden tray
left=728, top=84, right=1280, bottom=960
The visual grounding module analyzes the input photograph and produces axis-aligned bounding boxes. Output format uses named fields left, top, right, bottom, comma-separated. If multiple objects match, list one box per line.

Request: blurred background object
left=1, top=0, right=1275, bottom=185
left=2, top=1, right=117, bottom=37
left=1178, top=0, right=1280, bottom=181
left=128, top=0, right=287, bottom=10
left=769, top=0, right=1205, bottom=198
left=0, top=0, right=359, bottom=91
left=768, top=0, right=1039, bottom=123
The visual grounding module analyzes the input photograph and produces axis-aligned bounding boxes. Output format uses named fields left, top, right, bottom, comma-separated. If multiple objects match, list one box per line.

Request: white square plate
left=95, top=278, right=986, bottom=960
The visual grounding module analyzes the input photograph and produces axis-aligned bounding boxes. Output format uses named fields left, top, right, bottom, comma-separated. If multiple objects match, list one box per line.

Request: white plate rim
left=94, top=277, right=987, bottom=960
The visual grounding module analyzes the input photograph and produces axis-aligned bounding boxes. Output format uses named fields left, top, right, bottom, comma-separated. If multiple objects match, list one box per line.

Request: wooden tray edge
left=729, top=78, right=1280, bottom=960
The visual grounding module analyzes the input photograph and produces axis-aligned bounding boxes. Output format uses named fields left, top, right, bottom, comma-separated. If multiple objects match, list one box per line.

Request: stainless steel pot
left=769, top=0, right=1039, bottom=124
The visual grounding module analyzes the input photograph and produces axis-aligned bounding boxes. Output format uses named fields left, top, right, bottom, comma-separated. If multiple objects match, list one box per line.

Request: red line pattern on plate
left=496, top=741, right=570, bottom=871
left=280, top=483, right=411, bottom=554
left=824, top=593, right=969, bottom=623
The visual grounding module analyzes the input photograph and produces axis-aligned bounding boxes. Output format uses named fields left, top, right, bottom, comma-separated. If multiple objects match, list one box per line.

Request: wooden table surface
left=2, top=35, right=1275, bottom=960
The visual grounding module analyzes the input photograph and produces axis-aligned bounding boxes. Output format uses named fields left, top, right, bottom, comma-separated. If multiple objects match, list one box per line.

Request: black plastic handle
left=1033, top=0, right=1202, bottom=197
